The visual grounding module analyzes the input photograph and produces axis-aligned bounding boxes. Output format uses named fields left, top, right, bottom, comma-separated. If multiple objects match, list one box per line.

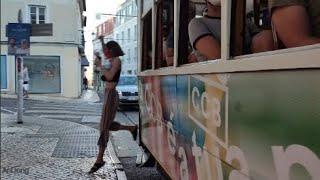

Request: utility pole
left=16, top=56, right=23, bottom=124
left=17, top=9, right=24, bottom=124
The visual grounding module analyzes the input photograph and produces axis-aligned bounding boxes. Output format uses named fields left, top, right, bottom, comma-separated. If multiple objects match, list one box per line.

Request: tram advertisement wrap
left=139, top=70, right=320, bottom=180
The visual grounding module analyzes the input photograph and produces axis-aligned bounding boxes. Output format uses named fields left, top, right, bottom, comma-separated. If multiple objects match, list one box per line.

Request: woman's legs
left=89, top=144, right=106, bottom=173
left=91, top=89, right=137, bottom=173
left=23, top=89, right=29, bottom=98
left=96, top=145, right=106, bottom=163
left=94, top=122, right=137, bottom=164
left=110, top=121, right=138, bottom=140
left=110, top=121, right=137, bottom=131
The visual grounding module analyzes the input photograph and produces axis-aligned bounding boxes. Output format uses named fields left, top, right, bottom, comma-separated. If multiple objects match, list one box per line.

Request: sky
left=83, top=0, right=125, bottom=81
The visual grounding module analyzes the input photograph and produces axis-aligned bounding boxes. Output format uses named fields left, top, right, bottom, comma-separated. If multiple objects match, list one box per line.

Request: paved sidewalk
left=1, top=89, right=101, bottom=104
left=80, top=90, right=101, bottom=103
left=1, top=113, right=119, bottom=180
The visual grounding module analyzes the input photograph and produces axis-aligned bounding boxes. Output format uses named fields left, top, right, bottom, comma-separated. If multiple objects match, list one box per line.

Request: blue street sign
left=7, top=23, right=31, bottom=56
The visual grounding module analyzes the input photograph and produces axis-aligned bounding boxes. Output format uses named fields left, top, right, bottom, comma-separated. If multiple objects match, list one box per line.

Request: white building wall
left=92, top=30, right=114, bottom=63
left=92, top=38, right=103, bottom=59
left=0, top=0, right=85, bottom=98
left=113, top=0, right=138, bottom=75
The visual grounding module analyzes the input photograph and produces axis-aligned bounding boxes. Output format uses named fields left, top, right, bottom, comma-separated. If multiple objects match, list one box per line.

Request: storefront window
left=22, top=56, right=61, bottom=93
left=1, top=55, right=7, bottom=89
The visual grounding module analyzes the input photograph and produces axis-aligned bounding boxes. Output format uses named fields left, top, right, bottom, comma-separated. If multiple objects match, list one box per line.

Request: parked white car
left=116, top=75, right=139, bottom=106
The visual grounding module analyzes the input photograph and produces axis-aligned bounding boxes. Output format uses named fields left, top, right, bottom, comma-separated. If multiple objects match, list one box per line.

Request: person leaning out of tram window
left=251, top=0, right=320, bottom=53
left=89, top=39, right=138, bottom=174
left=165, top=23, right=174, bottom=66
left=188, top=0, right=221, bottom=61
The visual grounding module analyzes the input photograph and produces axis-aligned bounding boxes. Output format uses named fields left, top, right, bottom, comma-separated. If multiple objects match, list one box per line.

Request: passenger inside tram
left=160, top=22, right=174, bottom=67
left=182, top=0, right=319, bottom=63
left=248, top=0, right=275, bottom=53
left=164, top=22, right=174, bottom=66
left=251, top=0, right=320, bottom=53
left=186, top=2, right=199, bottom=64
left=142, top=11, right=152, bottom=70
left=155, top=0, right=174, bottom=68
left=188, top=0, right=221, bottom=61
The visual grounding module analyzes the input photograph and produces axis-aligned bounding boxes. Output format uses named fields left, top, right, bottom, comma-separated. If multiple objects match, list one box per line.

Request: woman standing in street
left=89, top=39, right=138, bottom=174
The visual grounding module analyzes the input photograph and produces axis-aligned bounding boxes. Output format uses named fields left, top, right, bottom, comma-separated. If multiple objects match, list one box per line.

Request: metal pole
left=17, top=56, right=23, bottom=124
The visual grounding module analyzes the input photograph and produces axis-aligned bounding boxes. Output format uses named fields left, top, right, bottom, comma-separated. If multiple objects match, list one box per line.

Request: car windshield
left=118, top=76, right=137, bottom=86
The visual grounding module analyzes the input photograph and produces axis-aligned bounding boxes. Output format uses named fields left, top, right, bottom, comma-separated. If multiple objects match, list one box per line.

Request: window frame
left=140, top=10, right=154, bottom=71
left=121, top=31, right=125, bottom=44
left=134, top=24, right=137, bottom=41
left=128, top=49, right=131, bottom=63
left=152, top=0, right=176, bottom=69
left=128, top=28, right=131, bottom=42
left=134, top=46, right=138, bottom=62
left=28, top=5, right=47, bottom=24
left=0, top=55, right=8, bottom=90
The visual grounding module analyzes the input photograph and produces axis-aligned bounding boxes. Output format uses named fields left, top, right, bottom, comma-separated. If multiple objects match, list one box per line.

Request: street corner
left=1, top=155, right=118, bottom=180
left=1, top=133, right=118, bottom=180
left=1, top=114, right=41, bottom=135
left=1, top=115, right=120, bottom=179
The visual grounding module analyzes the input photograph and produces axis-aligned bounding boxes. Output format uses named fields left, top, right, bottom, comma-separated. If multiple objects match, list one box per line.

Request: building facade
left=113, top=0, right=138, bottom=75
left=92, top=0, right=138, bottom=77
left=92, top=17, right=115, bottom=90
left=93, top=17, right=115, bottom=60
left=0, top=0, right=87, bottom=98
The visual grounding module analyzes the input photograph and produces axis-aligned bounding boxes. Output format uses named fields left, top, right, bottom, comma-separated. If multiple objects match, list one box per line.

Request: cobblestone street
left=1, top=90, right=166, bottom=179
left=1, top=114, right=118, bottom=180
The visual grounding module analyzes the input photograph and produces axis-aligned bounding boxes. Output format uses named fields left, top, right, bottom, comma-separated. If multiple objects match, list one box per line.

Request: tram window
left=230, top=0, right=273, bottom=56
left=141, top=11, right=152, bottom=71
left=230, top=0, right=320, bottom=56
left=155, top=0, right=174, bottom=68
left=178, top=0, right=221, bottom=65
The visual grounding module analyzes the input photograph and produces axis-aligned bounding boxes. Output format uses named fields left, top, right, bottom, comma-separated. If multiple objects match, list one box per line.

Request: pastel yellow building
left=1, top=0, right=87, bottom=98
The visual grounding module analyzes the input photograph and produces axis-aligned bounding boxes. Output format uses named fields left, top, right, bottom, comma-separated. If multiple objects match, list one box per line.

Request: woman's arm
left=272, top=5, right=320, bottom=48
left=102, top=58, right=121, bottom=81
left=99, top=36, right=105, bottom=48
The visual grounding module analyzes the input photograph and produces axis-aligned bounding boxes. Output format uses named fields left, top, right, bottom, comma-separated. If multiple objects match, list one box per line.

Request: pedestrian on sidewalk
left=89, top=37, right=138, bottom=174
left=83, top=75, right=88, bottom=90
left=23, top=65, right=30, bottom=98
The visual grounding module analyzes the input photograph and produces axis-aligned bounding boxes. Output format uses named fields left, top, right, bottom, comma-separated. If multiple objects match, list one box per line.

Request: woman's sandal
left=88, top=161, right=105, bottom=174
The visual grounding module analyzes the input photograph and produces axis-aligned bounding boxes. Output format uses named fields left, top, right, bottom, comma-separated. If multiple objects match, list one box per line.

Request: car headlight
left=118, top=91, right=122, bottom=95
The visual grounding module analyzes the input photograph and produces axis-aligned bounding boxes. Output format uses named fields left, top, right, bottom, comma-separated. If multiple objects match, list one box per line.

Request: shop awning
left=81, top=56, right=89, bottom=66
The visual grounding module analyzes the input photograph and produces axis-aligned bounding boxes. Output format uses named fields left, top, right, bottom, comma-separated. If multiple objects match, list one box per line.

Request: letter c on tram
left=201, top=92, right=210, bottom=119
left=192, top=87, right=201, bottom=113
